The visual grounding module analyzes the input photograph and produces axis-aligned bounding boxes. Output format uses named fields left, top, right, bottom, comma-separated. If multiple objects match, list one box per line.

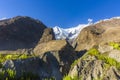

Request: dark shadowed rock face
left=0, top=16, right=46, bottom=50
left=34, top=40, right=77, bottom=75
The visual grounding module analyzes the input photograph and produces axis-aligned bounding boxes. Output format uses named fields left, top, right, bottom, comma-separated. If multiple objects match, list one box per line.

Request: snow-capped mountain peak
left=53, top=24, right=90, bottom=40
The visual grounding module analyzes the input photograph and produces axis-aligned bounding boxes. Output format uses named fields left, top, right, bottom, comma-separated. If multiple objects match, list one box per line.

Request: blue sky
left=0, top=0, right=120, bottom=28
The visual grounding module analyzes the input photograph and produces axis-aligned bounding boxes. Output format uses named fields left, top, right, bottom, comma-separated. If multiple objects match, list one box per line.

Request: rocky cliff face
left=74, top=18, right=120, bottom=51
left=0, top=16, right=46, bottom=51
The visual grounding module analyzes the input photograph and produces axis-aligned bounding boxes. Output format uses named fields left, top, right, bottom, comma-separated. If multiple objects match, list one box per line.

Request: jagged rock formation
left=74, top=18, right=120, bottom=51
left=69, top=57, right=120, bottom=80
left=0, top=16, right=46, bottom=51
left=34, top=40, right=77, bottom=76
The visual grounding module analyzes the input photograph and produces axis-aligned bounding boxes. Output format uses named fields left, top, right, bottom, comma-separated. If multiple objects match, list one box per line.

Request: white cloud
left=88, top=18, right=93, bottom=24
left=0, top=17, right=7, bottom=20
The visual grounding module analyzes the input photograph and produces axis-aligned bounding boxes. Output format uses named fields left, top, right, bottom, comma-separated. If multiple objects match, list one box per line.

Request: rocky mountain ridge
left=74, top=17, right=120, bottom=51
left=0, top=16, right=120, bottom=80
left=0, top=16, right=46, bottom=51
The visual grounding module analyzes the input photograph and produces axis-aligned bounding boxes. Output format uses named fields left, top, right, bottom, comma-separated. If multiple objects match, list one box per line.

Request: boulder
left=3, top=57, right=62, bottom=80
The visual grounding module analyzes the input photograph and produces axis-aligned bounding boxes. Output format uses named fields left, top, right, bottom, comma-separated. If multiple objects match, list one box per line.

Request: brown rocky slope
left=74, top=18, right=120, bottom=51
left=0, top=16, right=46, bottom=50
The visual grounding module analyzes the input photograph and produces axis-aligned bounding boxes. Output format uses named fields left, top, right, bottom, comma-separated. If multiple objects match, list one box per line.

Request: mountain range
left=0, top=16, right=120, bottom=80
left=53, top=17, right=120, bottom=41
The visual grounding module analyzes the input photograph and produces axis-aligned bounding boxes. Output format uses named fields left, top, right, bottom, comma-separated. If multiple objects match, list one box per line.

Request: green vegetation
left=18, top=54, right=32, bottom=59
left=71, top=59, right=80, bottom=68
left=6, top=69, right=16, bottom=79
left=97, top=54, right=120, bottom=69
left=63, top=75, right=81, bottom=80
left=0, top=54, right=34, bottom=63
left=63, top=75, right=72, bottom=80
left=0, top=69, right=16, bottom=80
left=0, top=70, right=5, bottom=80
left=109, top=42, right=120, bottom=50
left=0, top=54, right=38, bottom=80
left=87, top=48, right=120, bottom=69
left=87, top=48, right=100, bottom=56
